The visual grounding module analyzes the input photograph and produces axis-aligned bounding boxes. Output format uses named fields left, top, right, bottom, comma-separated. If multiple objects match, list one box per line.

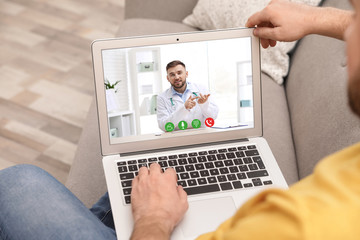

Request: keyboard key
left=197, top=178, right=207, bottom=185
left=121, top=180, right=132, bottom=188
left=187, top=179, right=197, bottom=186
left=253, top=156, right=265, bottom=169
left=247, top=145, right=257, bottom=149
left=127, top=160, right=137, bottom=165
left=179, top=153, right=188, bottom=158
left=227, top=174, right=237, bottom=181
left=117, top=161, right=126, bottom=166
left=168, top=160, right=177, bottom=166
left=169, top=155, right=178, bottom=159
left=123, top=188, right=132, bottom=195
left=236, top=151, right=245, bottom=158
left=248, top=164, right=258, bottom=171
left=246, top=170, right=269, bottom=178
left=263, top=180, right=273, bottom=185
left=214, top=161, right=224, bottom=168
left=178, top=158, right=188, bottom=165
left=189, top=152, right=198, bottom=157
left=188, top=157, right=197, bottom=164
left=239, top=165, right=249, bottom=172
left=207, top=176, right=217, bottom=183
left=220, top=182, right=233, bottom=191
left=237, top=146, right=247, bottom=150
left=232, top=181, right=243, bottom=189
left=190, top=171, right=200, bottom=178
left=175, top=166, right=185, bottom=173
left=120, top=173, right=135, bottom=180
left=218, top=149, right=227, bottom=153
left=245, top=150, right=259, bottom=156
left=219, top=167, right=229, bottom=174
left=125, top=196, right=131, bottom=204
left=200, top=170, right=210, bottom=177
left=229, top=166, right=239, bottom=173
left=158, top=161, right=168, bottom=168
left=217, top=175, right=227, bottom=182
left=183, top=184, right=220, bottom=195
left=138, top=163, right=147, bottom=168
left=128, top=165, right=138, bottom=172
left=207, top=155, right=217, bottom=161
left=177, top=181, right=187, bottom=187
left=185, top=165, right=195, bottom=171
left=226, top=152, right=236, bottom=159
left=234, top=158, right=243, bottom=165
left=252, top=178, right=263, bottom=186
left=180, top=173, right=190, bottom=179
left=228, top=147, right=237, bottom=152
left=208, top=150, right=217, bottom=154
left=197, top=156, right=207, bottom=162
left=205, top=162, right=215, bottom=169
left=195, top=163, right=205, bottom=170
left=216, top=153, right=226, bottom=160
left=210, top=169, right=220, bottom=176
left=243, top=157, right=253, bottom=164
left=118, top=166, right=128, bottom=173
left=199, top=151, right=208, bottom=155
left=237, top=173, right=247, bottom=179
left=158, top=156, right=167, bottom=161
left=244, top=183, right=253, bottom=188
left=148, top=157, right=157, bottom=162
left=224, top=160, right=234, bottom=166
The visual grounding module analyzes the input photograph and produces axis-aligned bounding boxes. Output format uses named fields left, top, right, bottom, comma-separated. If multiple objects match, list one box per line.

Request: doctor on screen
left=157, top=60, right=219, bottom=132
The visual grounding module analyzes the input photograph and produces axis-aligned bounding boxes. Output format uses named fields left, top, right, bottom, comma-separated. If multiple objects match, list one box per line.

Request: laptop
left=91, top=28, right=288, bottom=239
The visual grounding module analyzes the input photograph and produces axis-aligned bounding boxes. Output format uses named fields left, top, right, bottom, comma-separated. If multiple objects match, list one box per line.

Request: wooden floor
left=0, top=0, right=124, bottom=184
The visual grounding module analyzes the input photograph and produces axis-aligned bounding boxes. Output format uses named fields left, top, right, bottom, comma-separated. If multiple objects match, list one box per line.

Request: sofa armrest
left=125, top=0, right=198, bottom=23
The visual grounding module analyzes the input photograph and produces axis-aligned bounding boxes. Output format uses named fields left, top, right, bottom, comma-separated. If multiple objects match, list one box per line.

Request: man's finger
left=246, top=10, right=270, bottom=28
left=164, top=167, right=178, bottom=182
left=149, top=163, right=162, bottom=175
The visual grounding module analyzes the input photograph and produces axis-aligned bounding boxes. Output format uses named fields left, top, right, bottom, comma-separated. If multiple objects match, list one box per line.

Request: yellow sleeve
left=196, top=143, right=360, bottom=240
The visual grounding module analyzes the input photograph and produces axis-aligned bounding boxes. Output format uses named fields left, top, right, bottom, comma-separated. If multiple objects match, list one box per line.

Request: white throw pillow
left=183, top=0, right=322, bottom=85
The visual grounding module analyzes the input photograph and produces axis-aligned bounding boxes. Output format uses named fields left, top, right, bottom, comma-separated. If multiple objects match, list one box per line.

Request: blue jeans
left=0, top=165, right=116, bottom=240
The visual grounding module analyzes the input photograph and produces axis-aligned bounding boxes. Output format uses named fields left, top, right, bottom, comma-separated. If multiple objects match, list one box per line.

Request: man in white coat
left=157, top=60, right=219, bottom=132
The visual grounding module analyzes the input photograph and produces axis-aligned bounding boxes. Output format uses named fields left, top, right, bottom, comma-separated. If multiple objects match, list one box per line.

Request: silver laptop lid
left=91, top=28, right=262, bottom=156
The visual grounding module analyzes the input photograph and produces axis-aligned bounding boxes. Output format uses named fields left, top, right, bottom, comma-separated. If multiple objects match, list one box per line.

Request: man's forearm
left=308, top=7, right=353, bottom=40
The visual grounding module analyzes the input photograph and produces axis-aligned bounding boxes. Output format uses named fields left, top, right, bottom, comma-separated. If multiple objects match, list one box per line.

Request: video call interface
left=102, top=36, right=255, bottom=142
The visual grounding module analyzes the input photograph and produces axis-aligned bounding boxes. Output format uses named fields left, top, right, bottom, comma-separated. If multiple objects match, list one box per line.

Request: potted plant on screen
left=104, top=78, right=121, bottom=112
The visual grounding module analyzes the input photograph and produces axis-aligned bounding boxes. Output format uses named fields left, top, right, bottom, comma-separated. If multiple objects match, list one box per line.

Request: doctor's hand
left=185, top=96, right=198, bottom=110
left=197, top=93, right=210, bottom=104
left=130, top=164, right=188, bottom=240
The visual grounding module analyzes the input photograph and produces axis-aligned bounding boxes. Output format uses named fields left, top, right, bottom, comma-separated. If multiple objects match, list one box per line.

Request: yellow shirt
left=197, top=143, right=360, bottom=240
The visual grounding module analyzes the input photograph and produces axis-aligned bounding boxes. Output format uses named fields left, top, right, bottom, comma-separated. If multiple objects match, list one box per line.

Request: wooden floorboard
left=0, top=0, right=125, bottom=184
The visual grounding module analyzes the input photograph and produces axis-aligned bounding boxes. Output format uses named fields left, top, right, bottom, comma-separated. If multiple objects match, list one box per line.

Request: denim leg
left=0, top=165, right=116, bottom=240
left=89, top=192, right=115, bottom=230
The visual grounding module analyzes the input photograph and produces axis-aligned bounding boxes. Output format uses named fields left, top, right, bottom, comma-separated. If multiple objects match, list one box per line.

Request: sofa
left=66, top=0, right=359, bottom=208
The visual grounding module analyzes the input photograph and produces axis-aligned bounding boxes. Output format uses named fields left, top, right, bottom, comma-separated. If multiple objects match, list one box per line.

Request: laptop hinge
left=120, top=138, right=249, bottom=157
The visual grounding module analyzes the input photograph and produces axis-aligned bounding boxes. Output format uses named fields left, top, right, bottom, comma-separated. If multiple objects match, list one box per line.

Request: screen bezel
left=91, top=28, right=262, bottom=156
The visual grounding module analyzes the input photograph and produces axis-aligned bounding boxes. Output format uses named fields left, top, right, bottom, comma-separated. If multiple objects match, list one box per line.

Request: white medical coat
left=157, top=82, right=219, bottom=132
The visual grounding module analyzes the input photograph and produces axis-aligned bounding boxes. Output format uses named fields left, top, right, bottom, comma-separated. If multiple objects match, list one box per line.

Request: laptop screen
left=92, top=29, right=262, bottom=155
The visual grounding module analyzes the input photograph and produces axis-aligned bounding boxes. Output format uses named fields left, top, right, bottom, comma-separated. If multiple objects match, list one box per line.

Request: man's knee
left=0, top=164, right=54, bottom=190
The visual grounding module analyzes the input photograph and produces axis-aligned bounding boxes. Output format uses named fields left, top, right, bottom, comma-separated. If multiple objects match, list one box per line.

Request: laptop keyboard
left=117, top=145, right=273, bottom=204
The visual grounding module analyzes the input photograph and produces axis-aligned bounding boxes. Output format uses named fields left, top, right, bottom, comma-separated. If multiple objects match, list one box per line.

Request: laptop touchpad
left=181, top=197, right=236, bottom=238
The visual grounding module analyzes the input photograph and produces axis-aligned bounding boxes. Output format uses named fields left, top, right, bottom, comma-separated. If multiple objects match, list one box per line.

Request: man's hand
left=197, top=93, right=210, bottom=105
left=185, top=95, right=198, bottom=110
left=131, top=163, right=188, bottom=240
left=246, top=0, right=316, bottom=48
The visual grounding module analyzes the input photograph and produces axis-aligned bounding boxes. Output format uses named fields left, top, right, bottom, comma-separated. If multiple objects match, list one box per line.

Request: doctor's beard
left=172, top=80, right=187, bottom=91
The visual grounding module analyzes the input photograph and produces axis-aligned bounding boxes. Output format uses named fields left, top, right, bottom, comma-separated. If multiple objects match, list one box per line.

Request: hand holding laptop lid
left=245, top=0, right=351, bottom=48
left=131, top=163, right=189, bottom=240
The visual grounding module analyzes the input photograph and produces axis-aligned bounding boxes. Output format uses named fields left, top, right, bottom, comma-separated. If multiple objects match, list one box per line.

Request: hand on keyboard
left=131, top=163, right=189, bottom=235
